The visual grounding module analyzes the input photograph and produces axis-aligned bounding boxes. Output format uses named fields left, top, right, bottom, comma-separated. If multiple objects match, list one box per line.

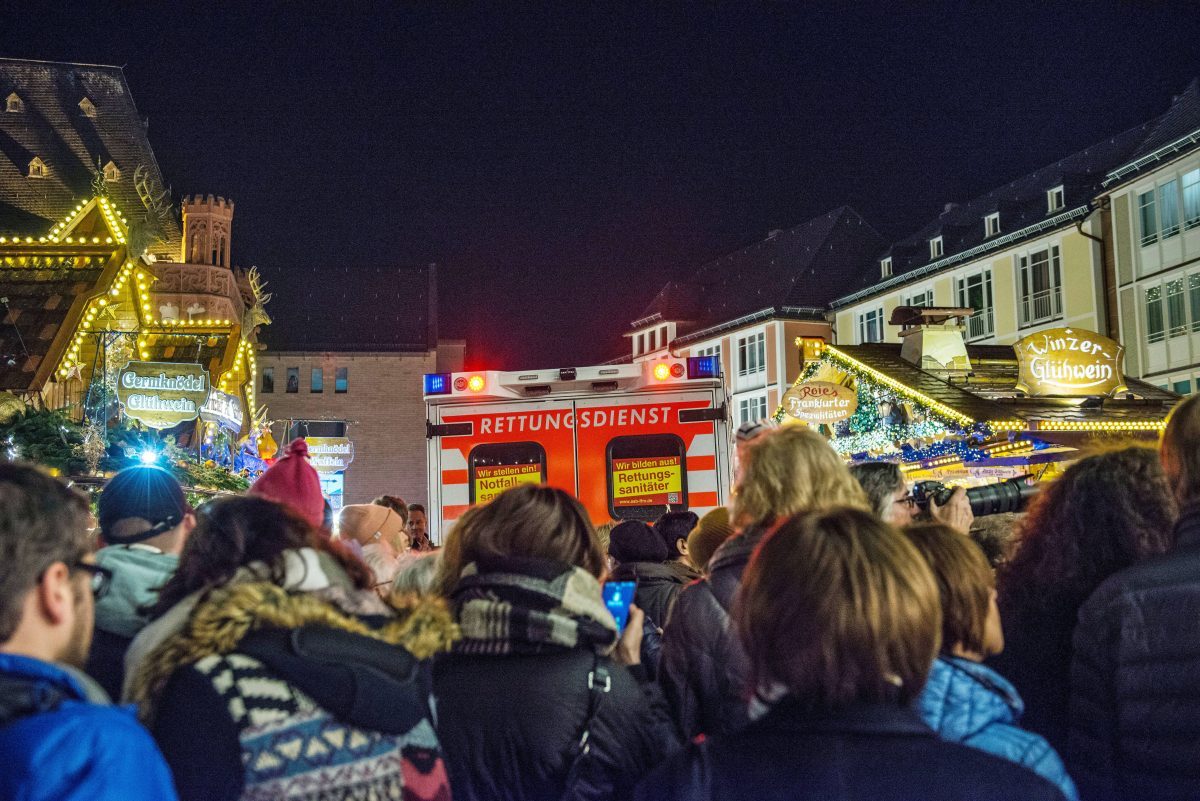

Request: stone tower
left=180, top=195, right=234, bottom=267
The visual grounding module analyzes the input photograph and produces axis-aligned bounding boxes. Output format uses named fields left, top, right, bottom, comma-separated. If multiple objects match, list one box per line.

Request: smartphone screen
left=602, top=580, right=637, bottom=634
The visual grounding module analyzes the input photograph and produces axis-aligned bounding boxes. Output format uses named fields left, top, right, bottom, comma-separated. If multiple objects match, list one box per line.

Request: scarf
left=451, top=555, right=618, bottom=657
left=122, top=547, right=389, bottom=703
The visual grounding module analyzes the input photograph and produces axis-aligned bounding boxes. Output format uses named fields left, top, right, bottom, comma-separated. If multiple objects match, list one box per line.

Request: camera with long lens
left=911, top=476, right=1038, bottom=517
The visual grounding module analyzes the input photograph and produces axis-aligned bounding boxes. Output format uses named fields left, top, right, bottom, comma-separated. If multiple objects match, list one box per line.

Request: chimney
left=892, top=306, right=973, bottom=371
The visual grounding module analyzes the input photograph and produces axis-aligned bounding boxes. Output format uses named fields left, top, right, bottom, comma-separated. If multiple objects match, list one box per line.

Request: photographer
left=850, top=462, right=974, bottom=534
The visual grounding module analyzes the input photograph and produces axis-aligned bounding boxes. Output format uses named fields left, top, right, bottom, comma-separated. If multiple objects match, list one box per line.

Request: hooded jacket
left=135, top=581, right=458, bottom=801
left=919, top=656, right=1078, bottom=800
left=1068, top=502, right=1200, bottom=801
left=658, top=524, right=766, bottom=738
left=0, top=653, right=177, bottom=801
left=610, top=561, right=691, bottom=628
left=85, top=545, right=178, bottom=699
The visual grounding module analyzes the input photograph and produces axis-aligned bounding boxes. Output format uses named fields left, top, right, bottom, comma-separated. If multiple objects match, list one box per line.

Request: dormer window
left=880, top=257, right=893, bottom=278
left=102, top=160, right=120, bottom=182
left=984, top=212, right=1000, bottom=237
left=1047, top=185, right=1065, bottom=213
left=27, top=157, right=46, bottom=179
left=5, top=92, right=23, bottom=113
left=930, top=236, right=944, bottom=259
left=78, top=97, right=97, bottom=117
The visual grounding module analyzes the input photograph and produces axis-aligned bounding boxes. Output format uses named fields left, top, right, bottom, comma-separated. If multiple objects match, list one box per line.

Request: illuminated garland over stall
left=774, top=345, right=995, bottom=461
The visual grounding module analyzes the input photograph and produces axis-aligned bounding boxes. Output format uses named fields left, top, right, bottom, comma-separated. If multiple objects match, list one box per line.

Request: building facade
left=1100, top=80, right=1200, bottom=394
left=627, top=207, right=884, bottom=425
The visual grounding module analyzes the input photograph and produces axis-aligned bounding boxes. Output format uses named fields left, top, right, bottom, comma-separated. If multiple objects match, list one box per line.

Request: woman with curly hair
left=992, top=446, right=1176, bottom=752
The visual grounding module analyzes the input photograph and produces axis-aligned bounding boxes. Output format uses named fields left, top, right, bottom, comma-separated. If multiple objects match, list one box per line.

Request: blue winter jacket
left=918, top=655, right=1078, bottom=801
left=0, top=653, right=178, bottom=801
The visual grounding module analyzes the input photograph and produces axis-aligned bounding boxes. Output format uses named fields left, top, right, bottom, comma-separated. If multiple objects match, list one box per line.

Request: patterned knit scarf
left=451, top=556, right=618, bottom=657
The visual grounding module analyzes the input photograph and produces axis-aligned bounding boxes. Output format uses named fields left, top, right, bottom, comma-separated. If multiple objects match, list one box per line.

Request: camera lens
left=964, top=477, right=1038, bottom=516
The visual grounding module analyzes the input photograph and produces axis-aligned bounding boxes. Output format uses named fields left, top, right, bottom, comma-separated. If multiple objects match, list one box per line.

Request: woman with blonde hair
left=658, top=426, right=869, bottom=738
left=432, top=484, right=678, bottom=800
left=636, top=508, right=1064, bottom=801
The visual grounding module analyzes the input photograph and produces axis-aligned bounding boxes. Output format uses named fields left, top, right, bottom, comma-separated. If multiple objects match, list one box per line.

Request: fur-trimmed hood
left=128, top=581, right=458, bottom=722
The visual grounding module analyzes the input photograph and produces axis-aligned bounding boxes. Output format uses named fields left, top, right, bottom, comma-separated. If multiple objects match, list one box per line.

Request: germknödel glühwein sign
left=117, top=361, right=210, bottom=429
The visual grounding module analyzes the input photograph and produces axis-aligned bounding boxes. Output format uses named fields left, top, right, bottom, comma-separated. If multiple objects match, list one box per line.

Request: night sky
left=4, top=4, right=1199, bottom=368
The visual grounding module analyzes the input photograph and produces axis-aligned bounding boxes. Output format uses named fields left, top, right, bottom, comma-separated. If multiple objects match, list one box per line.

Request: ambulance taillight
left=424, top=373, right=452, bottom=395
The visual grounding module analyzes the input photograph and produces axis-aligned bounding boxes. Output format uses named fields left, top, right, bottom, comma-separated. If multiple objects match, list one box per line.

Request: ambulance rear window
left=468, top=442, right=547, bottom=505
left=606, top=434, right=688, bottom=521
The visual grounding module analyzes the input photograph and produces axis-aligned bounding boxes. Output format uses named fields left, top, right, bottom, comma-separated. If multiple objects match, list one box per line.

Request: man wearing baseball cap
left=85, top=464, right=195, bottom=699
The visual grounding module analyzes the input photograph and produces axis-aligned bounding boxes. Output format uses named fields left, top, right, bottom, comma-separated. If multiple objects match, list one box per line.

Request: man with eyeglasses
left=0, top=463, right=177, bottom=800
left=850, top=461, right=974, bottom=534
left=86, top=464, right=195, bottom=699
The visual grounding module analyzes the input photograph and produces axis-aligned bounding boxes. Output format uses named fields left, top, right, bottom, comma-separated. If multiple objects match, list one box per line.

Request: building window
left=102, top=160, right=119, bottom=182
left=1190, top=274, right=1200, bottom=334
left=1167, top=278, right=1187, bottom=338
left=660, top=326, right=669, bottom=350
left=1174, top=379, right=1193, bottom=396
left=5, top=93, right=22, bottom=113
left=335, top=367, right=348, bottom=393
left=929, top=236, right=944, bottom=259
left=737, top=395, right=768, bottom=425
left=984, top=213, right=1000, bottom=237
left=905, top=290, right=933, bottom=308
left=736, top=332, right=766, bottom=377
left=286, top=367, right=299, bottom=393
left=648, top=329, right=657, bottom=352
left=1145, top=285, right=1165, bottom=344
left=1160, top=180, right=1181, bottom=239
left=880, top=257, right=892, bottom=278
left=956, top=270, right=995, bottom=339
left=78, top=97, right=97, bottom=117
left=27, top=157, right=45, bottom=179
left=858, top=308, right=884, bottom=343
left=1184, top=169, right=1200, bottom=231
left=1047, top=186, right=1065, bottom=213
left=696, top=344, right=722, bottom=368
left=1018, top=245, right=1063, bottom=326
left=261, top=367, right=274, bottom=394
left=311, top=367, right=324, bottom=393
left=1139, top=189, right=1158, bottom=247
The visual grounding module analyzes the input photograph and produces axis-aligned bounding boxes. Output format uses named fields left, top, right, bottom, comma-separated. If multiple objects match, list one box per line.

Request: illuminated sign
left=1014, top=327, right=1126, bottom=397
left=782, top=381, right=858, bottom=424
left=199, top=389, right=244, bottom=432
left=116, top=361, right=210, bottom=429
left=473, top=463, right=542, bottom=504
left=305, top=437, right=355, bottom=472
left=611, top=456, right=683, bottom=507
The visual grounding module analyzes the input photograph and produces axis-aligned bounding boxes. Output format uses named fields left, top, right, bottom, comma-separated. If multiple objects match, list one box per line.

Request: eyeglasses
left=893, top=496, right=918, bottom=509
left=71, top=562, right=113, bottom=599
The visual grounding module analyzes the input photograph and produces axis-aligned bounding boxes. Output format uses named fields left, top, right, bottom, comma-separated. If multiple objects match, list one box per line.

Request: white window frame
left=984, top=213, right=1000, bottom=237
left=956, top=269, right=995, bottom=340
left=736, top=331, right=767, bottom=378
left=5, top=93, right=22, bottom=113
left=1139, top=189, right=1158, bottom=247
left=736, top=392, right=769, bottom=426
left=1017, top=244, right=1064, bottom=327
left=929, top=236, right=944, bottom=259
left=27, top=157, right=45, bottom=179
left=1047, top=185, right=1065, bottom=213
left=1183, top=168, right=1200, bottom=231
left=1160, top=179, right=1181, bottom=239
left=857, top=307, right=884, bottom=343
left=905, top=289, right=934, bottom=308
left=880, top=257, right=892, bottom=278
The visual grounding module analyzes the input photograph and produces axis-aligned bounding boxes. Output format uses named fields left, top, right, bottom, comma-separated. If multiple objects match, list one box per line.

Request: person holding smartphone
left=433, top=484, right=680, bottom=801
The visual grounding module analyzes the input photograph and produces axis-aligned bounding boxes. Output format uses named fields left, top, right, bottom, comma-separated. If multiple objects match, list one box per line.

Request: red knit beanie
left=249, top=438, right=325, bottom=529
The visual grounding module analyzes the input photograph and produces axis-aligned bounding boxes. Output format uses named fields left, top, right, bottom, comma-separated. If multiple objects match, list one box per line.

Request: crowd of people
left=3, top=397, right=1200, bottom=799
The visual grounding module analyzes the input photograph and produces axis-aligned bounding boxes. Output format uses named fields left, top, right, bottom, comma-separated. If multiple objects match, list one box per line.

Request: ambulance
left=422, top=356, right=732, bottom=541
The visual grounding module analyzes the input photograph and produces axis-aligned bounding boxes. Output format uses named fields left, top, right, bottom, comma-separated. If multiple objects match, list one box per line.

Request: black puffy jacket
left=610, top=561, right=694, bottom=627
left=657, top=524, right=767, bottom=739
left=1068, top=504, right=1200, bottom=801
left=433, top=648, right=680, bottom=801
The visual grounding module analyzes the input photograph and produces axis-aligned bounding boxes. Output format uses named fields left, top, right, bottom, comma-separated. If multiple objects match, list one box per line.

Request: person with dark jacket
left=85, top=465, right=196, bottom=700
left=654, top=511, right=703, bottom=587
left=992, top=447, right=1175, bottom=754
left=635, top=507, right=1066, bottom=801
left=1068, top=396, right=1200, bottom=801
left=125, top=495, right=457, bottom=801
left=433, top=484, right=679, bottom=801
left=0, top=464, right=177, bottom=801
left=904, top=523, right=1077, bottom=800
left=658, top=427, right=871, bottom=738
left=609, top=519, right=684, bottom=625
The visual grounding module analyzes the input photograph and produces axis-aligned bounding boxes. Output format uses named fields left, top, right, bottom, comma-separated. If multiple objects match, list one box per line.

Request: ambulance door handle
left=427, top=421, right=473, bottom=439
left=679, top=405, right=727, bottom=423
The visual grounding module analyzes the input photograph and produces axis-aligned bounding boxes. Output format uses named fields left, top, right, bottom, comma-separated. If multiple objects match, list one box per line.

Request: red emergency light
left=653, top=363, right=671, bottom=381
left=467, top=375, right=486, bottom=392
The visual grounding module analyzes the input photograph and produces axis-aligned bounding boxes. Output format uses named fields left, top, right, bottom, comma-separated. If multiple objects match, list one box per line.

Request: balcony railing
left=1020, top=287, right=1063, bottom=326
left=965, top=311, right=994, bottom=340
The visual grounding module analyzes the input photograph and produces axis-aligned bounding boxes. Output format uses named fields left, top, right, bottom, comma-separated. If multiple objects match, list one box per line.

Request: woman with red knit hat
left=247, top=439, right=326, bottom=530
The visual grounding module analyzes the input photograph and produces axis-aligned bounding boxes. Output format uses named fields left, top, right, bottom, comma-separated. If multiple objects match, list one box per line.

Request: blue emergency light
left=424, top=373, right=452, bottom=395
left=686, top=355, right=721, bottom=380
